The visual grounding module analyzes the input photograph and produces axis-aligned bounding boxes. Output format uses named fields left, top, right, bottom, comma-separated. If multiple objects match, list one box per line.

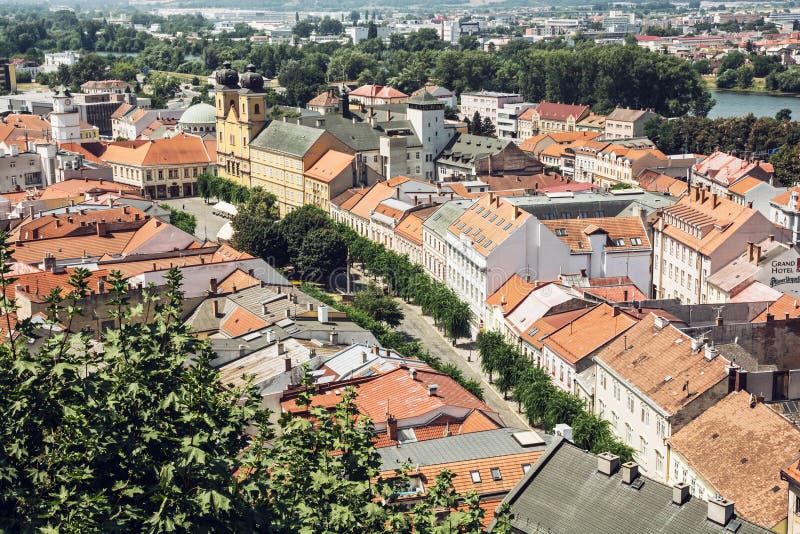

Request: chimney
left=409, top=367, right=417, bottom=380
left=513, top=206, right=521, bottom=221
left=328, top=327, right=338, bottom=345
left=239, top=344, right=246, bottom=358
left=623, top=289, right=629, bottom=302
left=307, top=302, right=314, bottom=312
left=96, top=222, right=107, bottom=237
left=707, top=498, right=735, bottom=526
left=672, top=482, right=690, bottom=505
left=654, top=316, right=670, bottom=330
left=613, top=306, right=620, bottom=317
left=372, top=344, right=379, bottom=355
left=704, top=344, right=719, bottom=361
left=283, top=355, right=292, bottom=373
left=43, top=253, right=56, bottom=272
left=427, top=383, right=439, bottom=397
left=387, top=414, right=398, bottom=442
left=597, top=452, right=620, bottom=476
left=212, top=299, right=220, bottom=317
left=621, top=462, right=639, bottom=485
left=711, top=192, right=718, bottom=208
left=284, top=308, right=291, bottom=318
left=747, top=241, right=754, bottom=262
left=361, top=350, right=368, bottom=363
left=210, top=278, right=218, bottom=294
left=769, top=234, right=775, bottom=242
left=395, top=188, right=400, bottom=200
left=55, top=218, right=61, bottom=228
left=691, top=337, right=703, bottom=353
left=277, top=342, right=285, bottom=355
left=753, top=245, right=762, bottom=265
left=700, top=187, right=707, bottom=203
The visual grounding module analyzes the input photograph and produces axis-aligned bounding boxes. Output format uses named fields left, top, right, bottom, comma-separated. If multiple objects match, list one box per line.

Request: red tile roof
left=486, top=274, right=538, bottom=314
left=544, top=303, right=638, bottom=365
left=534, top=102, right=591, bottom=122
left=102, top=133, right=214, bottom=167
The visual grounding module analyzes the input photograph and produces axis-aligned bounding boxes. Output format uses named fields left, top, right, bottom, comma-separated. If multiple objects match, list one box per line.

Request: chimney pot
left=621, top=462, right=639, bottom=485
left=210, top=277, right=218, bottom=294
left=673, top=482, right=690, bottom=505
left=597, top=452, right=620, bottom=476
left=387, top=415, right=398, bottom=442
left=707, top=498, right=735, bottom=526
left=277, top=342, right=285, bottom=355
left=427, top=383, right=438, bottom=396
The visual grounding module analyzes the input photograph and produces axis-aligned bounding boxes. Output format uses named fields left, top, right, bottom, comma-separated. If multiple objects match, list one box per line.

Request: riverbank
left=702, top=74, right=800, bottom=96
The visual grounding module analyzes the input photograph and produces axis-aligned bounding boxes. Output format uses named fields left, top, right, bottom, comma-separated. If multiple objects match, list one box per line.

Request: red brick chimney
left=386, top=415, right=398, bottom=442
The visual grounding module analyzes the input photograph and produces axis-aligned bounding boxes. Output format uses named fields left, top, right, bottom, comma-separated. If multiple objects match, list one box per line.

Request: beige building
left=249, top=121, right=352, bottom=217
left=604, top=108, right=659, bottom=139
left=102, top=133, right=216, bottom=199
left=593, top=145, right=668, bottom=188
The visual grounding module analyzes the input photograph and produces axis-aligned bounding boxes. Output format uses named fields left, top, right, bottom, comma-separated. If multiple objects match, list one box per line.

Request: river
left=708, top=89, right=800, bottom=119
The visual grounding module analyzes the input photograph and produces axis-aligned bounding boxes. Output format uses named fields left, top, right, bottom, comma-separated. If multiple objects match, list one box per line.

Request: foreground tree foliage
left=0, top=238, right=504, bottom=532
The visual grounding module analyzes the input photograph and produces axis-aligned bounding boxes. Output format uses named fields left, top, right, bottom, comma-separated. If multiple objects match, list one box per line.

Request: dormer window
left=612, top=238, right=625, bottom=246
left=555, top=228, right=567, bottom=236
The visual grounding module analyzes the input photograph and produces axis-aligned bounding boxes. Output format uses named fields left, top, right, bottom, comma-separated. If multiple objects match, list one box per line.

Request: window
left=656, top=417, right=667, bottom=439
left=254, top=104, right=260, bottom=114
left=490, top=467, right=502, bottom=481
left=627, top=393, right=634, bottom=413
left=598, top=399, right=605, bottom=417
left=470, top=471, right=481, bottom=483
left=555, top=228, right=567, bottom=236
left=630, top=237, right=642, bottom=246
left=639, top=436, right=647, bottom=458
left=599, top=370, right=607, bottom=389
left=625, top=423, right=632, bottom=444
left=503, top=223, right=512, bottom=231
left=641, top=406, right=650, bottom=426
left=612, top=238, right=625, bottom=247
left=521, top=463, right=531, bottom=474
left=611, top=411, right=618, bottom=431
left=613, top=382, right=620, bottom=401
left=655, top=451, right=664, bottom=474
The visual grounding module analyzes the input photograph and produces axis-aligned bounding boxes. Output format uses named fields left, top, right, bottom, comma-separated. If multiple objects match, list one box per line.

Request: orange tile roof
left=348, top=182, right=397, bottom=221
left=216, top=268, right=261, bottom=294
left=373, top=410, right=500, bottom=448
left=282, top=367, right=495, bottom=425
left=111, top=103, right=134, bottom=120
left=694, top=151, right=773, bottom=186
left=519, top=307, right=592, bottom=350
left=728, top=176, right=765, bottom=196
left=534, top=102, right=591, bottom=122
left=782, top=455, right=800, bottom=487
left=305, top=150, right=354, bottom=183
left=540, top=143, right=570, bottom=159
left=582, top=284, right=647, bottom=303
left=540, top=216, right=650, bottom=252
left=544, top=303, right=638, bottom=365
left=445, top=182, right=483, bottom=199
left=771, top=186, right=800, bottom=212
left=752, top=293, right=800, bottom=322
left=307, top=91, right=339, bottom=107
left=349, top=84, right=408, bottom=99
left=102, top=133, right=214, bottom=167
left=7, top=267, right=112, bottom=303
left=668, top=391, right=800, bottom=529
left=636, top=170, right=689, bottom=196
left=381, top=450, right=543, bottom=500
left=212, top=243, right=254, bottom=262
left=13, top=206, right=147, bottom=241
left=331, top=188, right=367, bottom=209
left=395, top=205, right=439, bottom=245
left=220, top=305, right=269, bottom=338
left=658, top=188, right=762, bottom=256
left=448, top=195, right=529, bottom=257
left=595, top=314, right=730, bottom=415
left=38, top=178, right=138, bottom=199
left=486, top=274, right=538, bottom=314
left=10, top=232, right=133, bottom=264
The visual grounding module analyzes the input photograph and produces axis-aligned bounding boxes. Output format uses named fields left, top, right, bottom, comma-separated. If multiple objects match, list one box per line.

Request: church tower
left=407, top=90, right=452, bottom=181
left=50, top=85, right=81, bottom=144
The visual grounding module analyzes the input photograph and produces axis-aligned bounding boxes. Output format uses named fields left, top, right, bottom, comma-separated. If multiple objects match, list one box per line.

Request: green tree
left=231, top=190, right=288, bottom=266
left=367, top=21, right=378, bottom=40
left=770, top=144, right=800, bottom=186
left=160, top=203, right=197, bottom=234
left=776, top=108, right=792, bottom=121
left=295, top=227, right=347, bottom=285
left=280, top=204, right=332, bottom=259
left=719, top=50, right=745, bottom=73
left=353, top=282, right=404, bottom=327
left=470, top=110, right=483, bottom=135
left=481, top=116, right=496, bottom=137
left=476, top=330, right=504, bottom=383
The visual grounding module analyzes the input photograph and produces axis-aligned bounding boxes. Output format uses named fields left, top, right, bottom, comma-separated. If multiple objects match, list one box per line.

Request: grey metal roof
left=502, top=189, right=677, bottom=218
left=297, top=114, right=382, bottom=152
left=496, top=438, right=773, bottom=534
left=378, top=427, right=552, bottom=472
left=250, top=120, right=326, bottom=156
left=422, top=199, right=474, bottom=240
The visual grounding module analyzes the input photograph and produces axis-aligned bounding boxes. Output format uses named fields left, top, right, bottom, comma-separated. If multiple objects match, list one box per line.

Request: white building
left=422, top=199, right=473, bottom=283
left=345, top=25, right=391, bottom=45
left=770, top=186, right=800, bottom=244
left=653, top=186, right=782, bottom=303
left=50, top=86, right=81, bottom=145
left=594, top=314, right=732, bottom=482
left=42, top=51, right=80, bottom=73
left=459, top=91, right=523, bottom=128
left=496, top=102, right=537, bottom=143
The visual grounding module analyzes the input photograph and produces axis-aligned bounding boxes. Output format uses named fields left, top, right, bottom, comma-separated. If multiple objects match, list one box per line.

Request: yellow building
left=214, top=62, right=267, bottom=187
left=248, top=120, right=352, bottom=217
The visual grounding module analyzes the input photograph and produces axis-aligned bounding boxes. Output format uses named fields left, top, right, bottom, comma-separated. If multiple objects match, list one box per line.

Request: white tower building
left=407, top=90, right=453, bottom=181
left=50, top=85, right=81, bottom=144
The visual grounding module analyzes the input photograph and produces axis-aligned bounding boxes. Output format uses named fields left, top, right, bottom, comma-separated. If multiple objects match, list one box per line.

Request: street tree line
left=477, top=331, right=635, bottom=462
left=228, top=199, right=481, bottom=398
left=0, top=238, right=508, bottom=531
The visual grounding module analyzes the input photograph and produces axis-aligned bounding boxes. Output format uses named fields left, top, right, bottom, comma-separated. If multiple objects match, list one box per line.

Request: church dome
left=179, top=103, right=216, bottom=126
left=215, top=61, right=239, bottom=88
left=239, top=64, right=264, bottom=92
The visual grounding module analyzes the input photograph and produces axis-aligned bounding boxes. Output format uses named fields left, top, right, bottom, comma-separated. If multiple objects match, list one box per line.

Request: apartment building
left=604, top=107, right=659, bottom=139
left=668, top=391, right=800, bottom=532
left=691, top=151, right=775, bottom=197
left=459, top=91, right=523, bottom=128
left=519, top=102, right=590, bottom=136
left=0, top=145, right=45, bottom=191
left=249, top=121, right=352, bottom=217
left=593, top=145, right=668, bottom=188
left=496, top=102, right=537, bottom=142
left=594, top=314, right=732, bottom=482
left=770, top=186, right=800, bottom=244
left=303, top=150, right=357, bottom=214
left=0, top=59, right=17, bottom=93
left=80, top=80, right=132, bottom=95
left=421, top=199, right=473, bottom=283
left=111, top=105, right=184, bottom=140
left=652, top=186, right=781, bottom=303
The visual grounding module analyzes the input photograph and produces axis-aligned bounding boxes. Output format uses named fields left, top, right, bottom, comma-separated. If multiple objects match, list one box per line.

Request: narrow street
left=395, top=299, right=531, bottom=430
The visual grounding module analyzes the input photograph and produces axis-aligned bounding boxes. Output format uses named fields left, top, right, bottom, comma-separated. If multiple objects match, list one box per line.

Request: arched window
left=254, top=104, right=260, bottom=114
